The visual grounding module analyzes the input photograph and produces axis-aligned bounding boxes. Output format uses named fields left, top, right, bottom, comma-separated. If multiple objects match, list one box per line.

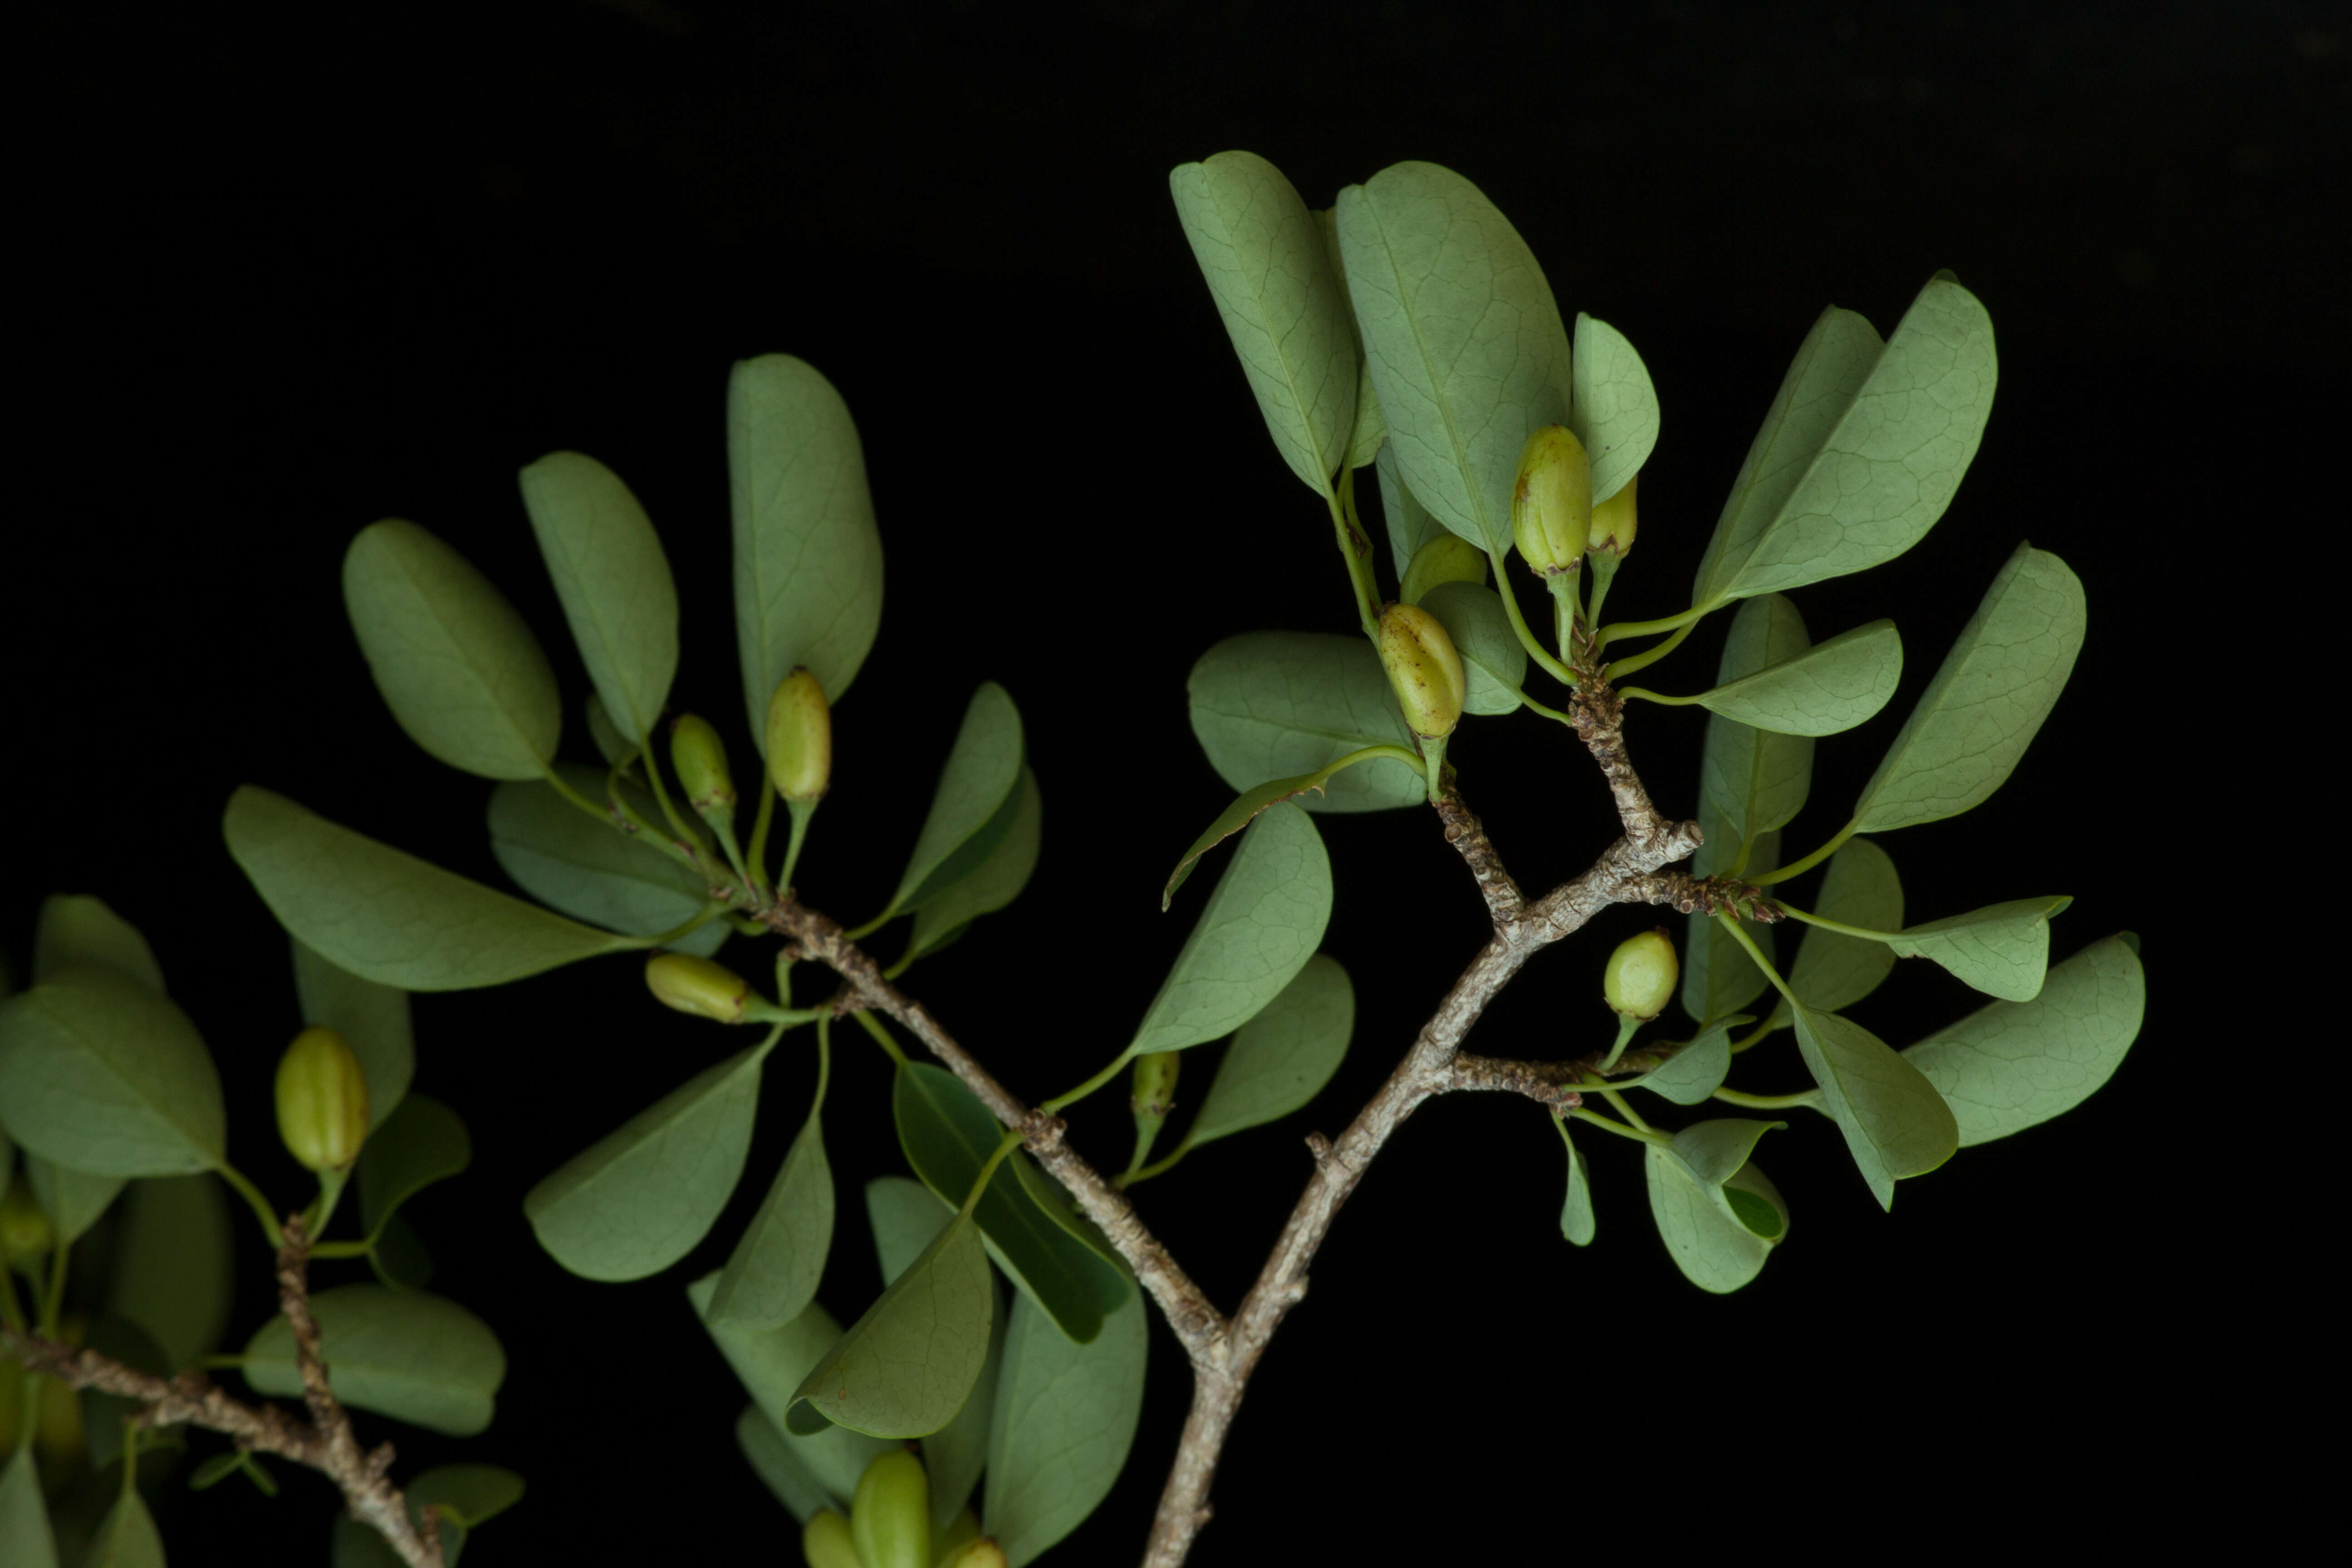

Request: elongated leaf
left=894, top=1063, right=1127, bottom=1345
left=862, top=1178, right=1001, bottom=1536
left=343, top=518, right=560, bottom=779
left=524, top=1047, right=763, bottom=1281
left=1683, top=620, right=1901, bottom=737
left=0, top=966, right=223, bottom=1176
left=358, top=1093, right=470, bottom=1240
left=244, top=1285, right=505, bottom=1436
left=1375, top=445, right=1448, bottom=587
left=106, top=1173, right=232, bottom=1369
left=1419, top=581, right=1527, bottom=715
left=26, top=1159, right=122, bottom=1243
left=1184, top=955, right=1352, bottom=1148
left=1904, top=933, right=2143, bottom=1147
left=709, top=1109, right=833, bottom=1330
left=689, top=1278, right=892, bottom=1504
left=1637, top=1014, right=1750, bottom=1106
left=294, top=939, right=414, bottom=1131
left=888, top=684, right=1024, bottom=919
left=730, top=354, right=884, bottom=738
left=33, top=897, right=164, bottom=993
left=411, top=1463, right=525, bottom=1534
left=1697, top=595, right=1815, bottom=851
left=1314, top=208, right=1387, bottom=473
left=1792, top=1004, right=1957, bottom=1210
left=0, top=1446, right=56, bottom=1568
left=1133, top=804, right=1330, bottom=1056
left=1397, top=534, right=1487, bottom=607
left=1336, top=161, right=1572, bottom=556
left=83, top=1485, right=164, bottom=1568
left=1770, top=839, right=1904, bottom=1028
left=1666, top=1118, right=1784, bottom=1188
left=519, top=450, right=679, bottom=745
left=1851, top=544, right=2086, bottom=833
left=1645, top=1148, right=1786, bottom=1293
left=1556, top=1118, right=1594, bottom=1247
left=486, top=766, right=728, bottom=959
left=1163, top=743, right=1402, bottom=909
left=1569, top=313, right=1660, bottom=505
left=1188, top=632, right=1426, bottom=812
left=1681, top=841, right=1776, bottom=1028
left=1171, top=151, right=1358, bottom=491
left=910, top=767, right=1043, bottom=960
left=1886, top=896, right=2070, bottom=1002
left=738, top=1403, right=833, bottom=1523
left=1693, top=278, right=1996, bottom=608
left=225, top=787, right=633, bottom=990
left=787, top=1214, right=993, bottom=1439
left=985, top=1276, right=1148, bottom=1567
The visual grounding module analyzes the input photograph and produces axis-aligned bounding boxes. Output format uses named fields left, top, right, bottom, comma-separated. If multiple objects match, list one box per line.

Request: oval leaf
left=1851, top=543, right=2086, bottom=833
left=1184, top=954, right=1353, bottom=1149
left=519, top=449, right=679, bottom=745
left=243, top=1285, right=505, bottom=1436
left=1635, top=1014, right=1749, bottom=1106
left=1570, top=312, right=1660, bottom=506
left=1645, top=1148, right=1786, bottom=1294
left=343, top=518, right=560, bottom=779
left=226, top=787, right=634, bottom=990
left=358, top=1093, right=471, bottom=1241
left=294, top=938, right=415, bottom=1130
left=0, top=1447, right=56, bottom=1568
left=1666, top=1118, right=1785, bottom=1188
left=1188, top=632, right=1426, bottom=812
left=1419, top=581, right=1527, bottom=715
left=1903, top=932, right=2144, bottom=1147
left=787, top=1213, right=993, bottom=1440
left=730, top=354, right=885, bottom=738
left=1133, top=804, right=1330, bottom=1056
left=1791, top=1003, right=1959, bottom=1210
left=708, top=1108, right=834, bottom=1330
left=1769, top=838, right=1905, bottom=1028
left=984, top=1277, right=1148, bottom=1567
left=486, top=767, right=728, bottom=959
left=1885, top=896, right=2070, bottom=1002
left=862, top=1177, right=1002, bottom=1537
left=888, top=684, right=1025, bottom=919
left=1170, top=150, right=1358, bottom=492
left=26, top=1159, right=123, bottom=1244
left=1685, top=619, right=1901, bottom=737
left=1556, top=1117, right=1595, bottom=1247
left=33, top=896, right=164, bottom=993
left=689, top=1279, right=893, bottom=1503
left=524, top=1047, right=763, bottom=1281
left=909, top=766, right=1043, bottom=961
left=0, top=965, right=223, bottom=1176
left=105, top=1173, right=234, bottom=1370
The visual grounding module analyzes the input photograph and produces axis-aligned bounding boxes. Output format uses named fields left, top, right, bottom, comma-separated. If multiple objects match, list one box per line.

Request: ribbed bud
left=1588, top=473, right=1638, bottom=557
left=936, top=1540, right=1011, bottom=1568
left=275, top=1027, right=371, bottom=1172
left=1512, top=425, right=1592, bottom=577
left=644, top=953, right=750, bottom=1024
left=1376, top=603, right=1467, bottom=740
left=800, top=1510, right=861, bottom=1568
left=766, top=668, right=833, bottom=802
left=1603, top=928, right=1679, bottom=1021
left=668, top=714, right=737, bottom=819
left=851, top=1449, right=931, bottom=1568
left=0, top=1178, right=54, bottom=1261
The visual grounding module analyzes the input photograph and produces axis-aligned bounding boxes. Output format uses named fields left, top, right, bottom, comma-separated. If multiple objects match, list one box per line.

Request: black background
left=12, top=2, right=2336, bottom=1562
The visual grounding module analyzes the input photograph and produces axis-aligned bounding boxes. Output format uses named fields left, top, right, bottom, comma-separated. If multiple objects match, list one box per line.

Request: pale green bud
left=801, top=1509, right=861, bottom=1568
left=275, top=1026, right=371, bottom=1172
left=1603, top=928, right=1678, bottom=1021
left=644, top=953, right=750, bottom=1024
left=1512, top=425, right=1591, bottom=576
left=936, top=1539, right=1011, bottom=1568
left=1376, top=602, right=1467, bottom=740
left=1399, top=534, right=1487, bottom=606
left=766, top=668, right=833, bottom=803
left=668, top=713, right=737, bottom=822
left=1588, top=473, right=1638, bottom=557
left=851, top=1449, right=931, bottom=1568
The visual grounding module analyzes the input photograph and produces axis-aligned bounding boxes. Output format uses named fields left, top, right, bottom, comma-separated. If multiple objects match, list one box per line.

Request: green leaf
left=1375, top=445, right=1449, bottom=585
left=1569, top=313, right=1660, bottom=506
left=0, top=1446, right=56, bottom=1568
left=1885, top=896, right=2071, bottom=1002
left=1336, top=161, right=1572, bottom=556
left=1850, top=544, right=2087, bottom=833
left=736, top=1403, right=833, bottom=1523
left=525, top=1046, right=763, bottom=1281
left=1682, top=620, right=1901, bottom=737
left=1187, top=632, right=1426, bottom=813
left=225, top=787, right=635, bottom=990
left=1681, top=842, right=1776, bottom=1029
left=368, top=1213, right=434, bottom=1291
left=1645, top=1147, right=1786, bottom=1294
left=861, top=1179, right=1000, bottom=1537
left=78, top=1315, right=172, bottom=1476
left=1665, top=1118, right=1784, bottom=1188
left=343, top=518, right=561, bottom=779
left=585, top=691, right=637, bottom=769
left=26, top=1159, right=123, bottom=1244
left=729, top=354, right=885, bottom=738
left=357, top=1093, right=471, bottom=1241
left=1396, top=534, right=1487, bottom=607
left=410, top=1463, right=525, bottom=1529
left=1903, top=933, right=2144, bottom=1147
left=1636, top=1014, right=1750, bottom=1106
left=1723, top=1176, right=1788, bottom=1241
left=1314, top=208, right=1386, bottom=473
left=1133, top=804, right=1330, bottom=1057
left=1418, top=582, right=1527, bottom=715
left=33, top=897, right=164, bottom=993
left=1170, top=151, right=1359, bottom=492
left=0, top=965, right=224, bottom=1176
left=243, top=1285, right=505, bottom=1436
left=887, top=684, right=1025, bottom=919
left=866, top=1175, right=953, bottom=1284
left=1161, top=746, right=1399, bottom=910
left=893, top=1063, right=1127, bottom=1346
left=1556, top=1119, right=1594, bottom=1247
left=786, top=1213, right=993, bottom=1440
left=293, top=939, right=414, bottom=1131
left=485, top=766, right=728, bottom=959
left=1182, top=954, right=1352, bottom=1149
left=81, top=1483, right=163, bottom=1568
left=1791, top=1004, right=1958, bottom=1210
left=908, top=767, right=1043, bottom=961
left=708, top=1108, right=834, bottom=1330
left=104, top=1173, right=233, bottom=1369
left=519, top=450, right=679, bottom=746
left=1770, top=839, right=1904, bottom=1028
left=1697, top=595, right=1815, bottom=851
left=1693, top=277, right=1996, bottom=608
left=984, top=1276, right=1148, bottom=1567
left=688, top=1278, right=892, bottom=1502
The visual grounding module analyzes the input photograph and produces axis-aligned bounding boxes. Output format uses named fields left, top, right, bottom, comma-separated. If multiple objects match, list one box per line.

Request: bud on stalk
left=1603, top=928, right=1678, bottom=1022
left=644, top=953, right=752, bottom=1023
left=851, top=1449, right=931, bottom=1568
left=275, top=1027, right=371, bottom=1172
left=669, top=714, right=738, bottom=833
left=1376, top=603, right=1467, bottom=741
left=1588, top=473, right=1638, bottom=557
left=1128, top=1050, right=1181, bottom=1174
left=1512, top=425, right=1592, bottom=577
left=766, top=668, right=832, bottom=803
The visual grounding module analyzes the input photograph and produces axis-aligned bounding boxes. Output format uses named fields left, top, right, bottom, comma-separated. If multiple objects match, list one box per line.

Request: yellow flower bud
left=801, top=1509, right=861, bottom=1568
left=851, top=1449, right=931, bottom=1568
left=766, top=668, right=833, bottom=803
left=0, top=1177, right=54, bottom=1262
left=936, top=1540, right=1010, bottom=1568
left=1588, top=473, right=1638, bottom=557
left=1603, top=928, right=1678, bottom=1021
left=668, top=713, right=737, bottom=819
left=1512, top=425, right=1591, bottom=577
left=1376, top=603, right=1466, bottom=740
left=275, top=1027, right=371, bottom=1172
left=644, top=953, right=751, bottom=1024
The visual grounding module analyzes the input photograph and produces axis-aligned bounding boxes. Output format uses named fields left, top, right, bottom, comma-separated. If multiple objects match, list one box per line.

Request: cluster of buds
left=802, top=1450, right=1005, bottom=1568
